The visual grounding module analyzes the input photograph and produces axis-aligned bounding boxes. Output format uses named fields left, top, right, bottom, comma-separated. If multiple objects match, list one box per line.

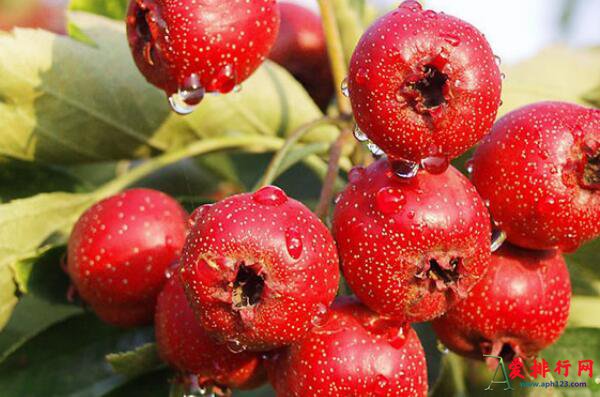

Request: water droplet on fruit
left=421, top=156, right=449, bottom=174
left=285, top=227, right=303, bottom=260
left=348, top=166, right=365, bottom=183
left=491, top=229, right=507, bottom=252
left=211, top=64, right=237, bottom=94
left=367, top=141, right=385, bottom=156
left=168, top=74, right=205, bottom=115
left=233, top=84, right=242, bottom=93
left=423, top=9, right=437, bottom=19
left=437, top=340, right=449, bottom=354
left=164, top=262, right=179, bottom=279
left=311, top=303, right=329, bottom=327
left=465, top=159, right=474, bottom=174
left=440, top=32, right=460, bottom=46
left=391, top=158, right=419, bottom=179
left=388, top=326, right=406, bottom=349
left=399, top=0, right=422, bottom=12
left=376, top=187, right=406, bottom=215
left=189, top=204, right=212, bottom=228
left=353, top=125, right=369, bottom=142
left=500, top=72, right=506, bottom=80
left=341, top=77, right=349, bottom=97
left=355, top=68, right=369, bottom=84
left=373, top=374, right=390, bottom=395
left=494, top=54, right=502, bottom=66
left=226, top=339, right=246, bottom=354
left=252, top=186, right=288, bottom=206
left=334, top=193, right=342, bottom=204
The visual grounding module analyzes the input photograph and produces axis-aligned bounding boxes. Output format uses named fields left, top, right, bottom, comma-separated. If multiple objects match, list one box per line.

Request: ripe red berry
left=471, top=101, right=600, bottom=252
left=179, top=186, right=340, bottom=351
left=347, top=0, right=501, bottom=163
left=268, top=2, right=333, bottom=110
left=332, top=158, right=491, bottom=322
left=267, top=296, right=428, bottom=397
left=432, top=244, right=571, bottom=363
left=67, top=189, right=188, bottom=327
left=155, top=272, right=265, bottom=390
left=126, top=0, right=280, bottom=111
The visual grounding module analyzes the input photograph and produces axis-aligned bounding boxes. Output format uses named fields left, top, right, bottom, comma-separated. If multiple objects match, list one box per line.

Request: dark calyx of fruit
left=416, top=257, right=462, bottom=292
left=400, top=65, right=449, bottom=114
left=134, top=5, right=152, bottom=44
left=582, top=151, right=600, bottom=189
left=484, top=340, right=521, bottom=369
left=232, top=264, right=265, bottom=309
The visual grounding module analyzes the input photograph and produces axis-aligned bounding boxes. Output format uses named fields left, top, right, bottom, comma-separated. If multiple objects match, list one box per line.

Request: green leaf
left=566, top=238, right=600, bottom=296
left=500, top=46, right=600, bottom=117
left=0, top=265, right=17, bottom=331
left=106, top=343, right=162, bottom=379
left=104, top=369, right=171, bottom=397
left=69, top=0, right=128, bottom=20
left=569, top=296, right=600, bottom=328
left=0, top=313, right=154, bottom=397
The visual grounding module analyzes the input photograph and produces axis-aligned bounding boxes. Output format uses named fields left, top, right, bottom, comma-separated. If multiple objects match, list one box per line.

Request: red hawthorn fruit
left=332, top=158, right=491, bottom=322
left=155, top=272, right=265, bottom=390
left=67, top=189, right=188, bottom=327
left=0, top=0, right=67, bottom=34
left=179, top=186, right=340, bottom=351
left=471, top=101, right=600, bottom=252
left=267, top=296, right=428, bottom=397
left=432, top=244, right=571, bottom=363
left=268, top=2, right=333, bottom=110
left=126, top=0, right=280, bottom=107
left=348, top=0, right=501, bottom=163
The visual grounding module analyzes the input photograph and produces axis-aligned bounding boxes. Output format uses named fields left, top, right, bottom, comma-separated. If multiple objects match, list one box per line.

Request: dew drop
left=226, top=339, right=246, bottom=354
left=355, top=67, right=369, bottom=85
left=233, top=84, right=242, bottom=93
left=373, top=374, right=390, bottom=395
left=399, top=0, right=422, bottom=12
left=391, top=158, right=419, bottom=179
left=334, top=193, right=342, bottom=204
left=164, top=262, right=178, bottom=279
left=189, top=204, right=212, bottom=228
left=353, top=125, right=369, bottom=142
left=340, top=77, right=349, bottom=97
left=367, top=141, right=385, bottom=156
left=421, top=156, right=449, bottom=174
left=376, top=187, right=406, bottom=215
left=211, top=64, right=237, bottom=94
left=494, top=54, right=502, bottom=66
left=388, top=326, right=406, bottom=349
left=423, top=9, right=437, bottom=19
left=348, top=166, right=365, bottom=183
left=440, top=32, right=461, bottom=46
left=491, top=229, right=507, bottom=252
left=285, top=227, right=303, bottom=260
left=252, top=185, right=288, bottom=206
left=168, top=73, right=205, bottom=115
left=500, top=72, right=506, bottom=80
left=311, top=303, right=329, bottom=327
left=437, top=340, right=449, bottom=354
left=465, top=159, right=474, bottom=174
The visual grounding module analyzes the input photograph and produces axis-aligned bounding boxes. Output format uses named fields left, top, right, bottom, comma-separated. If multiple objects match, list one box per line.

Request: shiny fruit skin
left=268, top=2, right=333, bottom=110
left=126, top=0, right=280, bottom=96
left=267, top=296, right=428, bottom=397
left=179, top=186, right=340, bottom=351
left=155, top=274, right=265, bottom=389
left=432, top=244, right=571, bottom=361
left=67, top=189, right=188, bottom=327
left=471, top=101, right=600, bottom=252
left=348, top=0, right=501, bottom=162
left=333, top=158, right=491, bottom=322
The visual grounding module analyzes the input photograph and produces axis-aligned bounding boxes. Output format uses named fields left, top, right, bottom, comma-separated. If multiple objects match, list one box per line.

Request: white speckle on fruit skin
left=332, top=158, right=491, bottom=322
left=432, top=244, right=571, bottom=361
left=347, top=0, right=502, bottom=163
left=268, top=296, right=428, bottom=397
left=180, top=186, right=340, bottom=351
left=471, top=101, right=600, bottom=252
left=67, top=188, right=189, bottom=327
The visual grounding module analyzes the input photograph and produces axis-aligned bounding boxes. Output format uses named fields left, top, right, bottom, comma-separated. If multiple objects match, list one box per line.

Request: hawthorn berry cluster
left=64, top=0, right=599, bottom=396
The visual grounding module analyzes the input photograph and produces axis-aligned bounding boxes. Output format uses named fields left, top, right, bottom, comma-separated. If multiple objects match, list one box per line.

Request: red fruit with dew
left=155, top=272, right=265, bottom=390
left=179, top=186, right=340, bottom=351
left=126, top=0, right=280, bottom=110
left=432, top=244, right=571, bottom=363
left=267, top=296, right=428, bottom=397
left=268, top=2, right=333, bottom=110
left=348, top=0, right=501, bottom=163
left=332, top=158, right=491, bottom=322
left=67, top=188, right=188, bottom=327
left=471, top=101, right=600, bottom=252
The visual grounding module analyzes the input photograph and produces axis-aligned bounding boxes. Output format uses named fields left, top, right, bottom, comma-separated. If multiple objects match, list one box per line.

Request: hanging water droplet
left=491, top=229, right=507, bottom=252
left=340, top=77, right=349, bottom=97
left=367, top=141, right=385, bottom=156
left=500, top=72, right=506, bottom=80
left=285, top=227, right=303, bottom=260
left=391, top=158, right=419, bottom=179
left=233, top=84, right=242, bottom=93
left=226, top=339, right=246, bottom=354
left=348, top=166, right=365, bottom=183
left=376, top=187, right=406, bottom=215
left=353, top=125, right=369, bottom=142
left=421, top=156, right=449, bottom=174
left=499, top=99, right=504, bottom=106
left=494, top=54, right=502, bottom=66
left=311, top=303, right=329, bottom=327
left=168, top=73, right=205, bottom=115
left=465, top=159, right=474, bottom=174
left=437, top=340, right=449, bottom=354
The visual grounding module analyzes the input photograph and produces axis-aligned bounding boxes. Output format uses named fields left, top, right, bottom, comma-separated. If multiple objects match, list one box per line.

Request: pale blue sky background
left=287, top=0, right=600, bottom=64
